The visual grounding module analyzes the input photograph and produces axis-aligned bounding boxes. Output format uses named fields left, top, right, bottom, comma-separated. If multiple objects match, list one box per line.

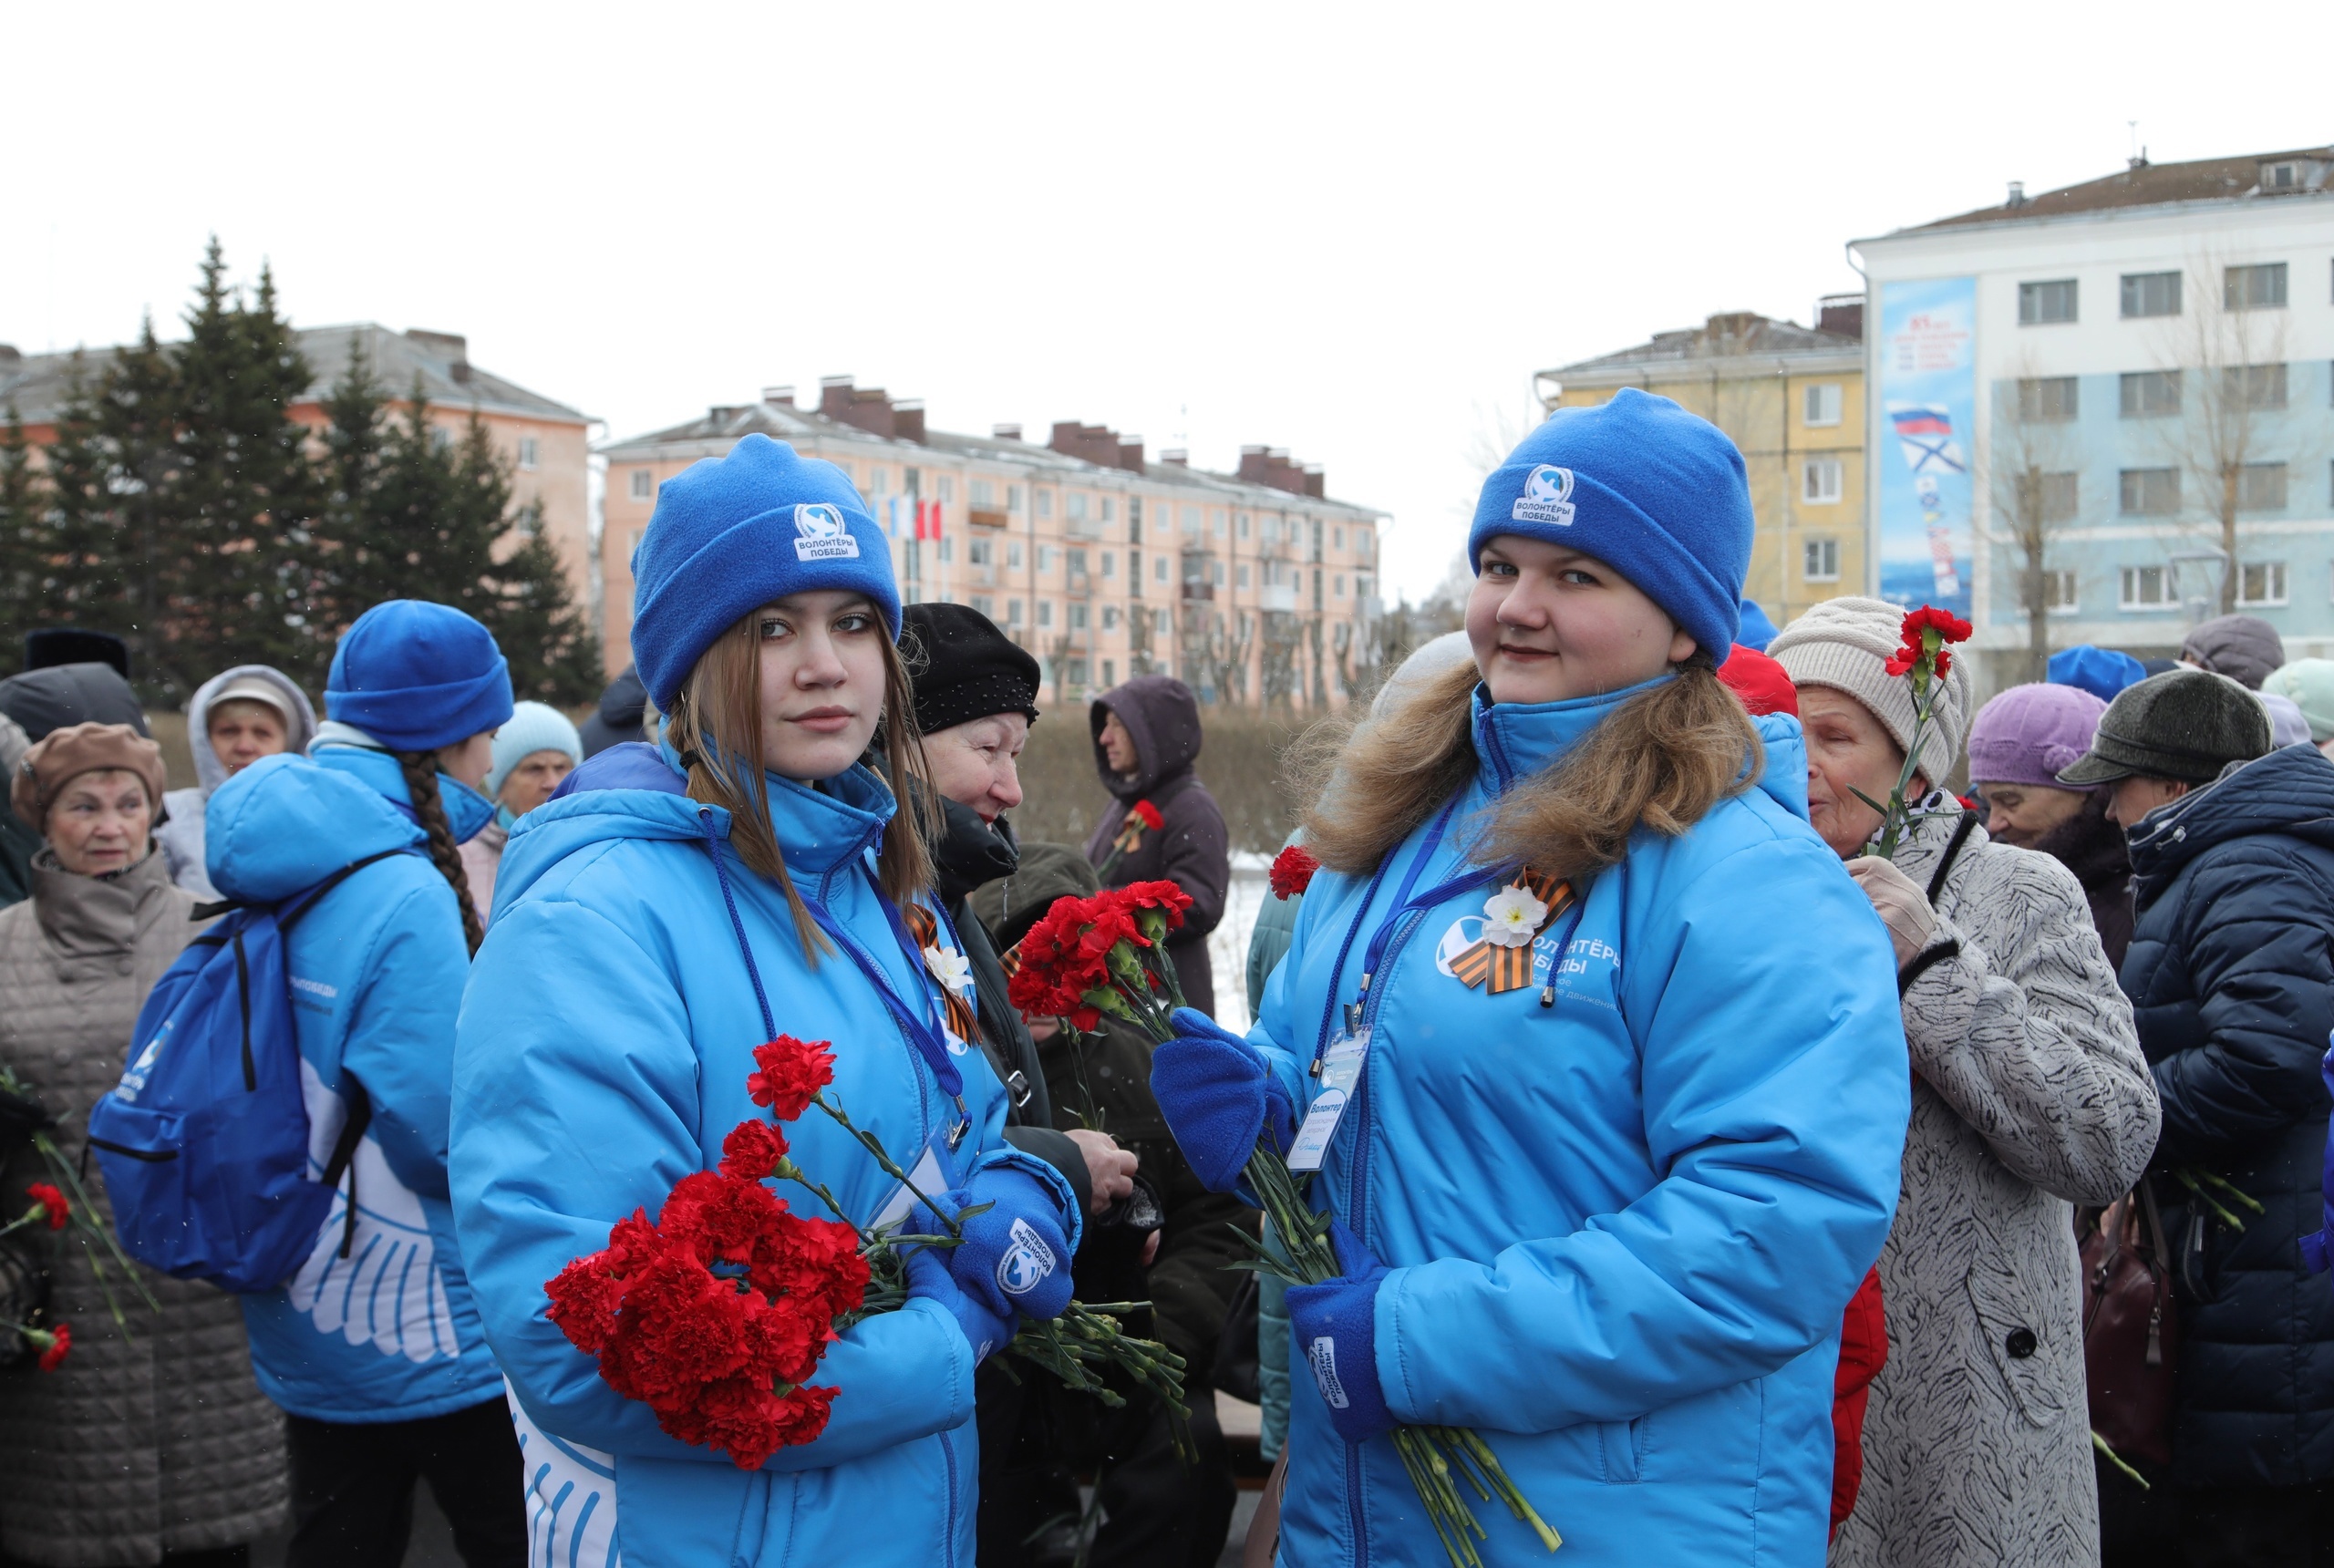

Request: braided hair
left=395, top=749, right=484, bottom=954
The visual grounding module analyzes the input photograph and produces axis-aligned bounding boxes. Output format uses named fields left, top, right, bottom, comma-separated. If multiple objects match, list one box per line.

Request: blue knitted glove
left=1285, top=1220, right=1395, bottom=1446
left=904, top=1242, right=1014, bottom=1364
left=924, top=1164, right=1078, bottom=1324
left=1150, top=1006, right=1298, bottom=1194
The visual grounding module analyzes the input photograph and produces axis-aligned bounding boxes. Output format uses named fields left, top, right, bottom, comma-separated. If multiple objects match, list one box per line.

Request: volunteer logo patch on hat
left=1512, top=465, right=1576, bottom=527
left=791, top=502, right=861, bottom=561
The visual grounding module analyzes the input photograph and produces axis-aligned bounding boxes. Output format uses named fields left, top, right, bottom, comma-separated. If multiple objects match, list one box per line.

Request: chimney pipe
left=762, top=385, right=795, bottom=407
left=2006, top=181, right=2027, bottom=207
left=993, top=423, right=1023, bottom=441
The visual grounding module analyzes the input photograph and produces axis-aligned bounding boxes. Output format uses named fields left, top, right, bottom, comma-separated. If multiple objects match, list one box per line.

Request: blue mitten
left=1285, top=1220, right=1396, bottom=1446
left=926, top=1163, right=1078, bottom=1324
left=904, top=1242, right=1014, bottom=1364
left=1150, top=1006, right=1298, bottom=1194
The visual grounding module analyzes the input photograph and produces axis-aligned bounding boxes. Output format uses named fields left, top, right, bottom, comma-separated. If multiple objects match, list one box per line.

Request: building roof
left=1541, top=309, right=1862, bottom=391
left=600, top=393, right=1385, bottom=518
left=1910, top=145, right=2334, bottom=232
left=0, top=323, right=588, bottom=428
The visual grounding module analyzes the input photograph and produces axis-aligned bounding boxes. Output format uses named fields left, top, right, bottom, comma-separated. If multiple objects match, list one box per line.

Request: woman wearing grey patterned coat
left=1773, top=600, right=2161, bottom=1568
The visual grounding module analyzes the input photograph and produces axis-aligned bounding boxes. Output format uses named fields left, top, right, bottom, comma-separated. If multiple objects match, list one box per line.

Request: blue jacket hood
left=2128, top=743, right=2334, bottom=901
left=205, top=751, right=425, bottom=903
left=1469, top=677, right=1810, bottom=821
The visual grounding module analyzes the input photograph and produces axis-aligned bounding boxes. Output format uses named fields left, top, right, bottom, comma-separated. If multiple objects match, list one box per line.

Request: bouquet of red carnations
left=545, top=1035, right=1187, bottom=1470
left=1009, top=880, right=1560, bottom=1566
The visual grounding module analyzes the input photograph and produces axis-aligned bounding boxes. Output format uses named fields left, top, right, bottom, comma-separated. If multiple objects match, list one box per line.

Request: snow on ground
left=1203, top=851, right=1275, bottom=1036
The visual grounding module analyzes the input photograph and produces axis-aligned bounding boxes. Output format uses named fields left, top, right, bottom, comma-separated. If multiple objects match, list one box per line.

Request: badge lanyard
left=1307, top=797, right=1477, bottom=1077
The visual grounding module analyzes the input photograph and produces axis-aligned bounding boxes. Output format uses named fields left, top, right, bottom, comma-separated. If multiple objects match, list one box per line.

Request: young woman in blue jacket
left=1152, top=389, right=1913, bottom=1564
left=203, top=599, right=522, bottom=1565
left=449, top=435, right=1082, bottom=1568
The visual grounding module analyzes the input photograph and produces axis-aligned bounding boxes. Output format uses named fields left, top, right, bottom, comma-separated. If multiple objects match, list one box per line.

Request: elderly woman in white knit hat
left=1769, top=597, right=2161, bottom=1567
left=456, top=699, right=581, bottom=922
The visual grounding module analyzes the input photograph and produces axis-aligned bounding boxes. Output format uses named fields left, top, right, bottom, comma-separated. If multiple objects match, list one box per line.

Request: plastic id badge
left=1288, top=1029, right=1369, bottom=1172
left=869, top=1128, right=964, bottom=1233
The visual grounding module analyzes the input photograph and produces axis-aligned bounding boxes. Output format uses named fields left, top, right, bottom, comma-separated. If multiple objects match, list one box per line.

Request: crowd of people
left=0, top=399, right=2330, bottom=1568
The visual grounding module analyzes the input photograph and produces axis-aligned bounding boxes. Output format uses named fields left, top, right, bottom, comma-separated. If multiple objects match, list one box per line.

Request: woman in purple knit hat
left=1968, top=682, right=2133, bottom=969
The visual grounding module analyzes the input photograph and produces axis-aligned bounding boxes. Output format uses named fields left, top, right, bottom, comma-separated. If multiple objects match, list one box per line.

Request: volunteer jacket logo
left=1308, top=1336, right=1351, bottom=1408
left=792, top=503, right=862, bottom=561
left=997, top=1216, right=1057, bottom=1297
left=1512, top=464, right=1576, bottom=527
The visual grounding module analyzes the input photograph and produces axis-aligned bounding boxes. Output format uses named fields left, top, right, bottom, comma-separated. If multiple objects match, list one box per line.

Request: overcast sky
left=7, top=3, right=2328, bottom=602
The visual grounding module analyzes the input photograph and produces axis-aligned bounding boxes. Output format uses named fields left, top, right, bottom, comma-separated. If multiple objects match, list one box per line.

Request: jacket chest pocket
left=1966, top=1256, right=2070, bottom=1430
left=1596, top=1414, right=1651, bottom=1483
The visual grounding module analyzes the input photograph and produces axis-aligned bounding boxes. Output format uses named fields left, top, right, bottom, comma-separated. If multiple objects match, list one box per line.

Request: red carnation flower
left=747, top=1037, right=835, bottom=1121
left=1269, top=845, right=1320, bottom=901
left=1132, top=799, right=1164, bottom=831
left=25, top=1182, right=67, bottom=1231
left=545, top=1251, right=631, bottom=1356
left=1901, top=605, right=1973, bottom=643
left=36, top=1323, right=70, bottom=1372
left=1116, top=881, right=1193, bottom=928
left=769, top=1384, right=838, bottom=1448
left=719, top=1119, right=790, bottom=1181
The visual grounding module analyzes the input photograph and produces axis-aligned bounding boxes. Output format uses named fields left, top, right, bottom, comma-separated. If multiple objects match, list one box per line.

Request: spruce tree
left=0, top=406, right=44, bottom=661
left=491, top=504, right=604, bottom=705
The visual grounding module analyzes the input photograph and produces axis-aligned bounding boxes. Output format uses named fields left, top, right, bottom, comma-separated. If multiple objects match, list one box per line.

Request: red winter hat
left=1718, top=645, right=1797, bottom=717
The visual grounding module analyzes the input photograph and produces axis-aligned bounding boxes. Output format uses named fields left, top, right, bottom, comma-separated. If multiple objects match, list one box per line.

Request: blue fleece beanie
left=485, top=700, right=584, bottom=798
left=1736, top=596, right=1780, bottom=652
left=2047, top=645, right=2146, bottom=705
left=325, top=601, right=514, bottom=753
left=629, top=434, right=903, bottom=709
left=1468, top=388, right=1752, bottom=660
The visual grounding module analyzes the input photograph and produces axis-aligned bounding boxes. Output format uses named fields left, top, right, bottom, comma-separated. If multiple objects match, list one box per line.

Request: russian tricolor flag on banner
left=915, top=500, right=942, bottom=542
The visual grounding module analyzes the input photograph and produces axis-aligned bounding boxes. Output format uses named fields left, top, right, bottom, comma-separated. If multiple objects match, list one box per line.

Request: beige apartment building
left=1537, top=299, right=1867, bottom=631
left=0, top=325, right=595, bottom=627
left=599, top=377, right=1388, bottom=706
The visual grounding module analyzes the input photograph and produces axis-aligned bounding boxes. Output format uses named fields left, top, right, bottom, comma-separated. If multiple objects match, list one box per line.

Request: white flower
left=925, top=944, right=975, bottom=995
left=1481, top=885, right=1548, bottom=948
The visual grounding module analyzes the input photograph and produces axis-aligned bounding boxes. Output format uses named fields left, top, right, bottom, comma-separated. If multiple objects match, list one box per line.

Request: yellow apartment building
left=1535, top=298, right=1866, bottom=632
left=599, top=377, right=1388, bottom=707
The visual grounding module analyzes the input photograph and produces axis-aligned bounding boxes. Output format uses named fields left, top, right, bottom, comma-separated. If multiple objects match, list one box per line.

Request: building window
left=1067, top=658, right=1090, bottom=686
left=1068, top=493, right=1089, bottom=522
left=1802, top=458, right=1843, bottom=505
left=1035, top=490, right=1052, bottom=520
left=1069, top=603, right=1090, bottom=631
left=1007, top=485, right=1023, bottom=512
left=972, top=594, right=995, bottom=618
left=629, top=469, right=654, bottom=500
left=1802, top=537, right=1840, bottom=582
left=1101, top=659, right=1116, bottom=687
left=1212, top=560, right=1226, bottom=586
left=2120, top=370, right=2182, bottom=418
left=1334, top=573, right=1347, bottom=597
left=518, top=436, right=540, bottom=470
left=1007, top=597, right=1023, bottom=624
left=2119, top=469, right=2181, bottom=516
left=937, top=536, right=954, bottom=564
left=1355, top=525, right=1372, bottom=555
left=2238, top=562, right=2288, bottom=606
left=1037, top=600, right=1054, bottom=629
left=2226, top=263, right=2288, bottom=310
left=1068, top=548, right=1088, bottom=576
left=2017, top=377, right=2079, bottom=422
left=1181, top=505, right=1201, bottom=533
left=1102, top=606, right=1121, bottom=631
left=2019, top=569, right=2080, bottom=613
left=971, top=479, right=995, bottom=508
left=1007, top=540, right=1024, bottom=569
left=1262, top=516, right=1281, bottom=544
left=1038, top=545, right=1054, bottom=573
left=2033, top=471, right=2080, bottom=522
left=937, top=476, right=955, bottom=503
left=1100, top=551, right=1116, bottom=579
left=1154, top=556, right=1169, bottom=583
left=1803, top=382, right=1843, bottom=427
left=2265, top=161, right=2303, bottom=191
left=2227, top=363, right=2288, bottom=409
left=1333, top=525, right=1345, bottom=550
left=867, top=466, right=886, bottom=495
left=1213, top=511, right=1226, bottom=539
left=2120, top=565, right=2174, bottom=609
left=1234, top=513, right=1249, bottom=539
left=2120, top=272, right=2182, bottom=318
left=968, top=538, right=994, bottom=566
left=1102, top=498, right=1116, bottom=523
left=2239, top=462, right=2288, bottom=511
left=1237, top=562, right=1251, bottom=589
left=2019, top=279, right=2078, bottom=325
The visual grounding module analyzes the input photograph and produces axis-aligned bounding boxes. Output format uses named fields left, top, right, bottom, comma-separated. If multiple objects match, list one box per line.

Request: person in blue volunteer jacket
left=1151, top=389, right=1911, bottom=1564
left=449, top=434, right=1084, bottom=1568
left=204, top=600, right=521, bottom=1566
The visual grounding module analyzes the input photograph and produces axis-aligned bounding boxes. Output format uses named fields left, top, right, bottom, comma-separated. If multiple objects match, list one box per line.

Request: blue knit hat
left=325, top=601, right=514, bottom=753
left=1467, top=388, right=1752, bottom=660
left=2047, top=645, right=2145, bottom=705
left=629, top=434, right=902, bottom=708
left=486, top=700, right=583, bottom=798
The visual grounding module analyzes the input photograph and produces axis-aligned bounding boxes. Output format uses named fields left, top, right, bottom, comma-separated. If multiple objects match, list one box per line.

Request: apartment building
left=598, top=377, right=1388, bottom=705
left=1535, top=299, right=1868, bottom=632
left=0, top=325, right=595, bottom=626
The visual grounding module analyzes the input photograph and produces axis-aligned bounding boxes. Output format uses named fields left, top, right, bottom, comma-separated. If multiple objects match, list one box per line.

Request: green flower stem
left=808, top=1091, right=959, bottom=1241
left=2172, top=1167, right=2248, bottom=1231
left=2093, top=1430, right=2150, bottom=1490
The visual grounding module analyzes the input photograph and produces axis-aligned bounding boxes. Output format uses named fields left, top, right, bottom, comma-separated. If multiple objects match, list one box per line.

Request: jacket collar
left=654, top=736, right=897, bottom=877
left=312, top=725, right=497, bottom=844
left=29, top=845, right=177, bottom=957
left=1470, top=676, right=1669, bottom=797
left=2127, top=744, right=2334, bottom=899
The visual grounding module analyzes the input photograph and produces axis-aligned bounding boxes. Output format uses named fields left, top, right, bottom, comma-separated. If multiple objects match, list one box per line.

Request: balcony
left=1259, top=583, right=1297, bottom=613
left=1180, top=581, right=1214, bottom=603
left=968, top=507, right=1009, bottom=529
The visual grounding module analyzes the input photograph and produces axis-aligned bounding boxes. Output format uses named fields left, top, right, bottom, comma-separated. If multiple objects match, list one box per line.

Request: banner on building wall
left=1877, top=276, right=1976, bottom=617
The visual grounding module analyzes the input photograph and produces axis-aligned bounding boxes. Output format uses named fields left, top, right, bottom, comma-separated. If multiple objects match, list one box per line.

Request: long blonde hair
left=662, top=609, right=938, bottom=958
left=1294, top=653, right=1761, bottom=882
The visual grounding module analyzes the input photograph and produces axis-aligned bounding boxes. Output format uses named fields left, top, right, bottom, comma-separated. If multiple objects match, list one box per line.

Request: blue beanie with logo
left=1467, top=388, right=1753, bottom=660
left=325, top=600, right=514, bottom=753
left=629, top=434, right=902, bottom=709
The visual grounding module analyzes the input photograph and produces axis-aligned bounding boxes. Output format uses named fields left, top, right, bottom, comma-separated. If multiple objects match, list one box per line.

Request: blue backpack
left=88, top=850, right=408, bottom=1293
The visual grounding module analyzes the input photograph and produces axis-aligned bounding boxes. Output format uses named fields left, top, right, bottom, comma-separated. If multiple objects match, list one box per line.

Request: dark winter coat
left=2031, top=789, right=2137, bottom=972
left=1081, top=676, right=1230, bottom=1019
left=0, top=849, right=287, bottom=1566
left=2120, top=743, right=2334, bottom=1488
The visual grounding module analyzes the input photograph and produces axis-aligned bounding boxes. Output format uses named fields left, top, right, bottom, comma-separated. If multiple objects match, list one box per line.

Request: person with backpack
left=449, top=435, right=1083, bottom=1568
left=199, top=600, right=521, bottom=1567
left=1146, top=391, right=1911, bottom=1562
left=0, top=723, right=287, bottom=1566
left=156, top=664, right=318, bottom=901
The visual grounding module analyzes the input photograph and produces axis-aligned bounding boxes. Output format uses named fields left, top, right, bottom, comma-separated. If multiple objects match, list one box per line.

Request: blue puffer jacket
left=2122, top=743, right=2334, bottom=1487
left=1251, top=682, right=1908, bottom=1564
left=205, top=743, right=506, bottom=1422
left=449, top=741, right=1073, bottom=1568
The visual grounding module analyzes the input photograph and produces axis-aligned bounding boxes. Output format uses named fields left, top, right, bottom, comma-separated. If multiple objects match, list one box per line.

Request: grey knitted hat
left=1769, top=596, right=1970, bottom=786
left=2056, top=668, right=2271, bottom=786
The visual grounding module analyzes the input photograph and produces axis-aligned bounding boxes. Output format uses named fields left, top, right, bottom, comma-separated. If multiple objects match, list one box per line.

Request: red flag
left=920, top=499, right=942, bottom=542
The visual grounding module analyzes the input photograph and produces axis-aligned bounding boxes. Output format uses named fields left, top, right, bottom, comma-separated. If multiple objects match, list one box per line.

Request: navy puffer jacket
left=2121, top=743, right=2334, bottom=1487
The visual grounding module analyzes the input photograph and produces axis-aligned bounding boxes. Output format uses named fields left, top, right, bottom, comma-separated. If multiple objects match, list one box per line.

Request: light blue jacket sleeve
left=451, top=896, right=976, bottom=1469
left=343, top=881, right=469, bottom=1201
left=1374, top=836, right=1909, bottom=1434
